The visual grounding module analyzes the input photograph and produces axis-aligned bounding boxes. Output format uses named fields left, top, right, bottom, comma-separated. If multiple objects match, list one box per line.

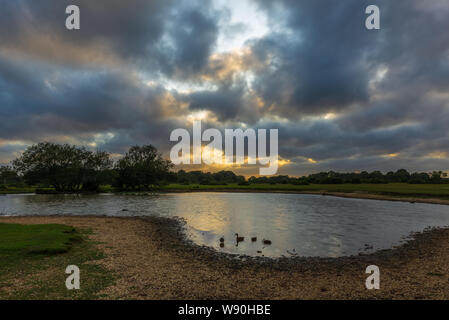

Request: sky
left=0, top=0, right=448, bottom=176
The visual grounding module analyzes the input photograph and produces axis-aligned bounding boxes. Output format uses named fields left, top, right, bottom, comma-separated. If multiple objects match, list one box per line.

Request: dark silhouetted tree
left=12, top=142, right=112, bottom=192
left=115, top=145, right=173, bottom=190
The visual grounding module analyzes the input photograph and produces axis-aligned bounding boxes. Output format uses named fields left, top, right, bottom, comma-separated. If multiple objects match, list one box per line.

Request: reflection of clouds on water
left=2, top=193, right=449, bottom=257
left=172, top=194, right=230, bottom=233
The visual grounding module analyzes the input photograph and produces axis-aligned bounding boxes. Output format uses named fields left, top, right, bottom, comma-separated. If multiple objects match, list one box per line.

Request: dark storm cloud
left=249, top=0, right=380, bottom=117
left=182, top=87, right=243, bottom=120
left=256, top=108, right=449, bottom=174
left=283, top=154, right=449, bottom=177
left=0, top=0, right=221, bottom=77
left=0, top=143, right=26, bottom=166
left=0, top=1, right=168, bottom=61
left=229, top=0, right=449, bottom=174
left=0, top=0, right=225, bottom=161
left=0, top=54, right=181, bottom=153
left=176, top=75, right=263, bottom=123
left=251, top=0, right=449, bottom=118
left=157, top=6, right=221, bottom=78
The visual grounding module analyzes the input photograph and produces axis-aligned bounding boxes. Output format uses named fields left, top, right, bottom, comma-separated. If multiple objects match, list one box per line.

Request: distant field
left=163, top=183, right=449, bottom=199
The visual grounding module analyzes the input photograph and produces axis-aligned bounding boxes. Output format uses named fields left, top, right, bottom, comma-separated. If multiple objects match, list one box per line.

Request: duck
left=235, top=233, right=244, bottom=242
left=262, top=239, right=272, bottom=245
left=251, top=237, right=257, bottom=242
left=219, top=237, right=224, bottom=243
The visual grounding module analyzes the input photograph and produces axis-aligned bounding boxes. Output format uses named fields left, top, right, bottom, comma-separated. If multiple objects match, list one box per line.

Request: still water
left=1, top=192, right=449, bottom=258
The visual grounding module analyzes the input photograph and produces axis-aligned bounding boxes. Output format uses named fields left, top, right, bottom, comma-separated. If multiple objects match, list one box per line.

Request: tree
left=115, top=145, right=173, bottom=190
left=12, top=142, right=112, bottom=192
left=393, top=169, right=410, bottom=182
left=81, top=151, right=113, bottom=192
left=430, top=171, right=444, bottom=183
left=409, top=172, right=430, bottom=184
left=0, top=166, right=21, bottom=186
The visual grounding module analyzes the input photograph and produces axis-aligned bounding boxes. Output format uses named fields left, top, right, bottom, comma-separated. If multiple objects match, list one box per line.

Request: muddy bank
left=1, top=215, right=449, bottom=299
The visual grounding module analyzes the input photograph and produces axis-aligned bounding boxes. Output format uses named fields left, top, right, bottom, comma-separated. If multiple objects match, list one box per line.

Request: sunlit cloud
left=323, top=113, right=338, bottom=120
left=186, top=111, right=216, bottom=124
left=383, top=153, right=400, bottom=158
left=213, top=0, right=270, bottom=53
left=369, top=65, right=389, bottom=91
left=426, top=152, right=448, bottom=159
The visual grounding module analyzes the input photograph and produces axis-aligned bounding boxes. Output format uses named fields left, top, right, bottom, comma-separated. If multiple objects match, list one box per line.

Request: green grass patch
left=0, top=223, right=114, bottom=300
left=0, top=186, right=39, bottom=194
left=0, top=224, right=80, bottom=255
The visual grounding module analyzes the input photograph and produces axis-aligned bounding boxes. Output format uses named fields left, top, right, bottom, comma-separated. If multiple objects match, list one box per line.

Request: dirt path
left=1, top=216, right=449, bottom=299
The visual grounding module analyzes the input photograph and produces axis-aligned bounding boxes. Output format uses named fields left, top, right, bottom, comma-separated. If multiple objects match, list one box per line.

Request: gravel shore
left=1, top=215, right=449, bottom=299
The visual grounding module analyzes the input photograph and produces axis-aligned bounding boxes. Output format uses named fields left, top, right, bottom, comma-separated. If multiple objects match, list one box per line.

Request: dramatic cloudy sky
left=1, top=0, right=448, bottom=176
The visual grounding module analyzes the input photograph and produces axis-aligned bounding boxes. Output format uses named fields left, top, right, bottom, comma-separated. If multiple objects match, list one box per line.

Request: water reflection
left=1, top=192, right=449, bottom=258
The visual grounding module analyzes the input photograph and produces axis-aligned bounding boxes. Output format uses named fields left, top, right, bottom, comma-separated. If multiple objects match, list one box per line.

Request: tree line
left=2, top=142, right=172, bottom=192
left=0, top=142, right=248, bottom=192
left=248, top=169, right=449, bottom=185
left=0, top=142, right=448, bottom=192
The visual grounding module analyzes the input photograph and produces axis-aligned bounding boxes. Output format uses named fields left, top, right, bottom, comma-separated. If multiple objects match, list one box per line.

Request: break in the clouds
left=0, top=0, right=448, bottom=176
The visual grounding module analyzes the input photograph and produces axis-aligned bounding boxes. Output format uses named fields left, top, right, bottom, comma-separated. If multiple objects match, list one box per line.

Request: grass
left=162, top=183, right=449, bottom=200
left=0, top=223, right=114, bottom=299
left=0, top=223, right=81, bottom=255
left=2, top=183, right=449, bottom=200
left=1, top=185, right=114, bottom=194
left=0, top=186, right=38, bottom=194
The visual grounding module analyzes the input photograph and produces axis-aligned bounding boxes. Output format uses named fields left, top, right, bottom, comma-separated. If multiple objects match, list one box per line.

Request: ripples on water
left=1, top=192, right=449, bottom=258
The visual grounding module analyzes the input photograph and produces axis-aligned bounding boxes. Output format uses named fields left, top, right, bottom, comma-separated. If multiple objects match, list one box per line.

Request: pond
left=1, top=192, right=449, bottom=258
